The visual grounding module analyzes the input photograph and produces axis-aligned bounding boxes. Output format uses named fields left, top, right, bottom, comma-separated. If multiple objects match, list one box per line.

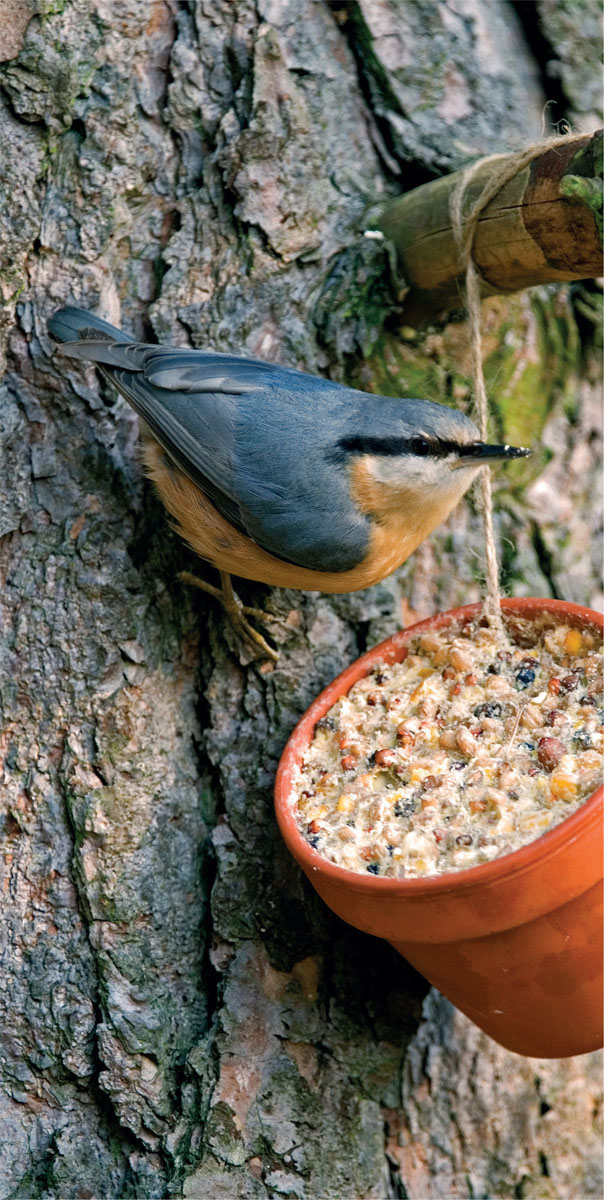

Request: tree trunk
left=0, top=2, right=601, bottom=1197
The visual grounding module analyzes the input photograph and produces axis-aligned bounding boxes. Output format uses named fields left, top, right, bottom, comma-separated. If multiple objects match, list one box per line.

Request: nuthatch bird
left=49, top=306, right=530, bottom=659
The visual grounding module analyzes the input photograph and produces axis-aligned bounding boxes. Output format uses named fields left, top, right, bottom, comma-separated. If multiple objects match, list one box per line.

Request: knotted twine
left=449, top=132, right=585, bottom=640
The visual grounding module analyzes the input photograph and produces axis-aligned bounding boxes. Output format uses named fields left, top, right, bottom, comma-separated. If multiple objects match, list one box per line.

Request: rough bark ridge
left=0, top=2, right=601, bottom=1197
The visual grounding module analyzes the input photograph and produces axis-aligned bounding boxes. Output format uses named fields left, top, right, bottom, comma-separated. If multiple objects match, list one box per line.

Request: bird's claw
left=178, top=570, right=280, bottom=662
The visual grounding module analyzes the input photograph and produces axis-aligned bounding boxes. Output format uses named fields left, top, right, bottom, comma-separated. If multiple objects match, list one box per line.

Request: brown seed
left=366, top=691, right=381, bottom=706
left=422, top=774, right=438, bottom=790
left=442, top=666, right=456, bottom=680
left=537, top=737, right=567, bottom=772
left=545, top=709, right=567, bottom=727
left=465, top=673, right=479, bottom=686
left=470, top=799, right=487, bottom=813
left=456, top=833, right=473, bottom=846
left=548, top=678, right=561, bottom=694
left=374, top=748, right=397, bottom=768
left=396, top=727, right=415, bottom=747
left=450, top=683, right=462, bottom=697
left=559, top=675, right=578, bottom=693
left=308, top=819, right=321, bottom=834
left=341, top=755, right=358, bottom=771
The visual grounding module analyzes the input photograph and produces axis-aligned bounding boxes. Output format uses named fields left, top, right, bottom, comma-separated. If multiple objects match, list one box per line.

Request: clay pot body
left=275, top=600, right=603, bottom=1058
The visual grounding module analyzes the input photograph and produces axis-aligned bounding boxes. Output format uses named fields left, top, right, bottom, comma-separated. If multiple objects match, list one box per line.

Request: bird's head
left=338, top=399, right=530, bottom=537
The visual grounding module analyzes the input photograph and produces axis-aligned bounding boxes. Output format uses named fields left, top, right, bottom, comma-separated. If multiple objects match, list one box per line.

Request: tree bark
left=0, top=2, right=601, bottom=1198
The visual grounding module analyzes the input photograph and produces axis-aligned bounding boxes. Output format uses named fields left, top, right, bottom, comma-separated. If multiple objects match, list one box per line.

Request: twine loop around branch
left=448, top=132, right=585, bottom=637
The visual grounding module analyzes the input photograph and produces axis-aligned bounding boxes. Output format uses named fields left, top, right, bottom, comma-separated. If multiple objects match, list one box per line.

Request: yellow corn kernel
left=356, top=773, right=375, bottom=789
left=519, top=812, right=552, bottom=832
left=563, top=629, right=582, bottom=655
left=409, top=767, right=430, bottom=785
left=550, top=776, right=578, bottom=802
left=578, top=750, right=603, bottom=772
left=336, top=794, right=355, bottom=813
left=421, top=725, right=440, bottom=745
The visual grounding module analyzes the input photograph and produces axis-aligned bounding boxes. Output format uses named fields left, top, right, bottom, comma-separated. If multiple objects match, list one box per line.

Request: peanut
left=439, top=728, right=457, bottom=750
left=374, top=748, right=398, bottom=768
left=450, top=646, right=473, bottom=673
left=520, top=704, right=542, bottom=730
left=455, top=726, right=477, bottom=757
left=485, top=675, right=511, bottom=695
left=418, top=633, right=443, bottom=653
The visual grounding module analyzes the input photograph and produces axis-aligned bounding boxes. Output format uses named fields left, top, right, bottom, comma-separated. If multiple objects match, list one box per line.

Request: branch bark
left=378, top=130, right=603, bottom=323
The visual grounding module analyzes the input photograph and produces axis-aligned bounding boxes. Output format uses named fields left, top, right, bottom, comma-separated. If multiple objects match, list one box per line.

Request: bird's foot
left=178, top=570, right=280, bottom=662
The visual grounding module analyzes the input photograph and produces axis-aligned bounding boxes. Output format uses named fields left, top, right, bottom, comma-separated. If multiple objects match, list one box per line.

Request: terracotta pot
left=275, top=599, right=603, bottom=1058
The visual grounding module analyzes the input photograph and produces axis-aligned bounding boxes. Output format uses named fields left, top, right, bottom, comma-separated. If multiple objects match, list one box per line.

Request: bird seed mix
left=294, top=616, right=603, bottom=877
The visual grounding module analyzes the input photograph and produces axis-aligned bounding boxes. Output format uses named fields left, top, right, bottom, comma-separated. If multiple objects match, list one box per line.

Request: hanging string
left=449, top=132, right=585, bottom=637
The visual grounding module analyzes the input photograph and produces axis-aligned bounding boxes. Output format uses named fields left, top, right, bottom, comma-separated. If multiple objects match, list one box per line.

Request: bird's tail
left=48, top=305, right=135, bottom=345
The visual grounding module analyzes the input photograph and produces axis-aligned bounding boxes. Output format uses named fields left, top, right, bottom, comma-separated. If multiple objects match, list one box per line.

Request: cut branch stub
left=378, top=131, right=603, bottom=324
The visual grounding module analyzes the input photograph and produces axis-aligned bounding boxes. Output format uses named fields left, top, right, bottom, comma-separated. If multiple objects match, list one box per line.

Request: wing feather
left=109, top=369, right=245, bottom=532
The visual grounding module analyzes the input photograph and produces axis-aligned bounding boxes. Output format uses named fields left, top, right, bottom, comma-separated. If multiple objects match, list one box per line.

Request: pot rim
left=275, top=597, right=603, bottom=898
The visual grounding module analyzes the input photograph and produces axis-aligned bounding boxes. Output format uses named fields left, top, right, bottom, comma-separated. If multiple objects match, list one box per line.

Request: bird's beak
left=456, top=441, right=532, bottom=465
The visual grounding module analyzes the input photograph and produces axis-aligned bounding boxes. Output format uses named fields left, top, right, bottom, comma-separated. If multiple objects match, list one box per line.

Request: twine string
left=449, top=133, right=585, bottom=637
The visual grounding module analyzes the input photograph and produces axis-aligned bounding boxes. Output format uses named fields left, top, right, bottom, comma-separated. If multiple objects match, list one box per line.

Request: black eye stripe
left=334, top=436, right=464, bottom=459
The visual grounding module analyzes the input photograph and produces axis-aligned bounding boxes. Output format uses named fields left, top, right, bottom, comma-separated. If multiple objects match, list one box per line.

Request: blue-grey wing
left=109, top=368, right=246, bottom=532
left=231, top=387, right=371, bottom=572
left=51, top=311, right=370, bottom=572
left=110, top=367, right=370, bottom=573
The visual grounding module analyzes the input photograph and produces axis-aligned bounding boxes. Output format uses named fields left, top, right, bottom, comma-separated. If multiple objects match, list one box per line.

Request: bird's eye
left=410, top=435, right=431, bottom=456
